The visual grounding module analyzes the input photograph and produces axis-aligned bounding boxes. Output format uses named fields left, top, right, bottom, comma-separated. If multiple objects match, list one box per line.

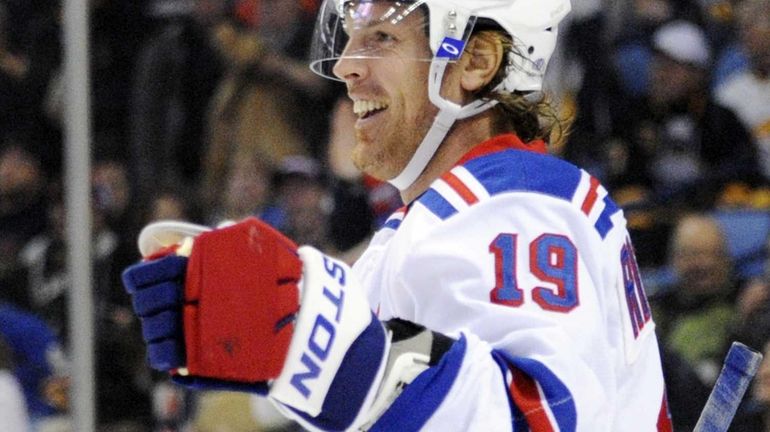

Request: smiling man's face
left=332, top=1, right=438, bottom=181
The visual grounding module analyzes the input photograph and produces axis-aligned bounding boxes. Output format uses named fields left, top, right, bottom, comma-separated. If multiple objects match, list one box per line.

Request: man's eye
left=374, top=31, right=396, bottom=43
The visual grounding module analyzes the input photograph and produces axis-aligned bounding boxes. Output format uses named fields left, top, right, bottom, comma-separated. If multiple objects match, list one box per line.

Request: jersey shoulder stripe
left=416, top=149, right=582, bottom=220
left=416, top=149, right=622, bottom=238
left=441, top=171, right=479, bottom=205
left=380, top=207, right=407, bottom=231
left=596, top=195, right=620, bottom=239
left=580, top=175, right=601, bottom=215
left=464, top=149, right=582, bottom=201
left=419, top=188, right=459, bottom=220
left=571, top=170, right=622, bottom=239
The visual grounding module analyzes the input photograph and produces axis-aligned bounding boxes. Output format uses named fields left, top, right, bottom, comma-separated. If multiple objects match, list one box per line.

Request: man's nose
left=332, top=51, right=368, bottom=83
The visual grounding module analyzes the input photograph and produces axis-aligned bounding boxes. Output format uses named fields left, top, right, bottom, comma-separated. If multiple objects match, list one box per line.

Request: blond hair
left=473, top=31, right=571, bottom=145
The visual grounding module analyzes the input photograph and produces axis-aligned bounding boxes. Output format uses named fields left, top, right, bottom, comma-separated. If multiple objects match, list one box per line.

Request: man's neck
left=400, top=112, right=497, bottom=204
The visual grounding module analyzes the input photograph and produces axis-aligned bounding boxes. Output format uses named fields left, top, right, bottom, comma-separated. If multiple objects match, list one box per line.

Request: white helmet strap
left=387, top=56, right=498, bottom=191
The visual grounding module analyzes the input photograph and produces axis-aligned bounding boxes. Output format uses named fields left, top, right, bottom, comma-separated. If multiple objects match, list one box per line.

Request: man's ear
left=461, top=32, right=505, bottom=93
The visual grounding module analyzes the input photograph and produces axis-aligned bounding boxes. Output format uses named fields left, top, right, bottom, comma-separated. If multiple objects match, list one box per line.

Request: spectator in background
left=6, top=0, right=62, bottom=177
left=710, top=0, right=753, bottom=89
left=91, top=159, right=138, bottom=267
left=0, top=142, right=47, bottom=309
left=715, top=0, right=770, bottom=183
left=650, top=213, right=741, bottom=428
left=242, top=0, right=336, bottom=159
left=41, top=0, right=150, bottom=165
left=92, top=160, right=132, bottom=233
left=558, top=0, right=625, bottom=174
left=191, top=394, right=257, bottom=432
left=147, top=188, right=199, bottom=224
left=90, top=159, right=156, bottom=431
left=564, top=0, right=710, bottom=195
left=18, top=196, right=114, bottom=344
left=129, top=0, right=223, bottom=209
left=611, top=0, right=705, bottom=98
left=191, top=388, right=306, bottom=432
left=270, top=156, right=333, bottom=251
left=18, top=182, right=151, bottom=429
left=608, top=20, right=760, bottom=210
left=199, top=0, right=332, bottom=213
left=207, top=151, right=275, bottom=225
left=0, top=2, right=36, bottom=143
left=651, top=213, right=741, bottom=385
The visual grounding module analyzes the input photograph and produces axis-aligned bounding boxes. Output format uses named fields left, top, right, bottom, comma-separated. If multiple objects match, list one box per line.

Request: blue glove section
left=131, top=282, right=183, bottom=316
left=123, top=256, right=188, bottom=292
left=141, top=310, right=181, bottom=342
left=122, top=255, right=188, bottom=371
left=148, top=340, right=185, bottom=371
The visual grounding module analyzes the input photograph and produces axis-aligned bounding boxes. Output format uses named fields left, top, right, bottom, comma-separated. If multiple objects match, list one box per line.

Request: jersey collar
left=402, top=134, right=547, bottom=215
left=456, top=134, right=547, bottom=166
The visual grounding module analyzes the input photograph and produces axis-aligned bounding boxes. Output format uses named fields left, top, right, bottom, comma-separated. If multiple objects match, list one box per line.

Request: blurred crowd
left=0, top=0, right=768, bottom=430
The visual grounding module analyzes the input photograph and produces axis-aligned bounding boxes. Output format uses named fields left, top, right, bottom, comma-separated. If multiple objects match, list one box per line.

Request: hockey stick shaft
left=693, top=342, right=763, bottom=432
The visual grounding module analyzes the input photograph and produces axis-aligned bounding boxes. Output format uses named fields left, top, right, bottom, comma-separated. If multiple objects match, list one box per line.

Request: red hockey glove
left=182, top=218, right=301, bottom=382
left=123, top=218, right=301, bottom=385
left=124, top=218, right=459, bottom=431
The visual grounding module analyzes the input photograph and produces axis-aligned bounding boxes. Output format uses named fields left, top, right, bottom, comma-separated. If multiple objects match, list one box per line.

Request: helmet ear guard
left=421, top=0, right=570, bottom=94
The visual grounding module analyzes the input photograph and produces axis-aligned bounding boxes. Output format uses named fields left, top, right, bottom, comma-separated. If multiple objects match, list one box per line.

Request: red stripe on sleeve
left=657, top=391, right=673, bottom=432
left=509, top=368, right=555, bottom=432
left=580, top=176, right=601, bottom=216
left=442, top=172, right=479, bottom=205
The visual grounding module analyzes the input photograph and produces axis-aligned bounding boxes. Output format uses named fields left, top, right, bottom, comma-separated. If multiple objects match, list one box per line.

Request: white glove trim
left=270, top=246, right=381, bottom=417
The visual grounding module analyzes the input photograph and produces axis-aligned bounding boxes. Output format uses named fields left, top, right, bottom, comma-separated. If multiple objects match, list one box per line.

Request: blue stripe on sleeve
left=499, top=352, right=577, bottom=431
left=491, top=351, right=530, bottom=431
left=370, top=335, right=467, bottom=432
left=595, top=195, right=620, bottom=239
left=417, top=188, right=458, bottom=220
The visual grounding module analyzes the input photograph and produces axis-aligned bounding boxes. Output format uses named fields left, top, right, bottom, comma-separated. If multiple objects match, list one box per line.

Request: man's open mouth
left=354, top=100, right=389, bottom=120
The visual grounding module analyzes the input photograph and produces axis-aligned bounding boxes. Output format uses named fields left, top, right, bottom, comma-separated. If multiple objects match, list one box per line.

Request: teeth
left=353, top=100, right=389, bottom=118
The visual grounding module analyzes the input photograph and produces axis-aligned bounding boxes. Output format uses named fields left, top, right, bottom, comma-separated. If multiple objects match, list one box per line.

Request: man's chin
left=353, top=158, right=391, bottom=181
left=350, top=140, right=384, bottom=178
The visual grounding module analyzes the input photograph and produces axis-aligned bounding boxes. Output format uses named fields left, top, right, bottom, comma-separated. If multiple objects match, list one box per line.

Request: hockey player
left=122, top=0, right=671, bottom=430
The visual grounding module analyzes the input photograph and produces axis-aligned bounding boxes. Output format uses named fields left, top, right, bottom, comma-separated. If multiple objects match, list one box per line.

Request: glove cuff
left=270, top=246, right=383, bottom=417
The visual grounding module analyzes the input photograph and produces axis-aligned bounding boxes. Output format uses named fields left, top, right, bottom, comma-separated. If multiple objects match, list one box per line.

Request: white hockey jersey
left=354, top=134, right=671, bottom=431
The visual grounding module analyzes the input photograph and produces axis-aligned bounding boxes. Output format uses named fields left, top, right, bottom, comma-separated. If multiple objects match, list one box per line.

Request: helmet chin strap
left=387, top=57, right=498, bottom=191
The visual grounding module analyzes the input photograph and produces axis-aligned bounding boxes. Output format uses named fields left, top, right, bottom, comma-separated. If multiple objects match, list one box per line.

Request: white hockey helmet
left=310, top=0, right=571, bottom=190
